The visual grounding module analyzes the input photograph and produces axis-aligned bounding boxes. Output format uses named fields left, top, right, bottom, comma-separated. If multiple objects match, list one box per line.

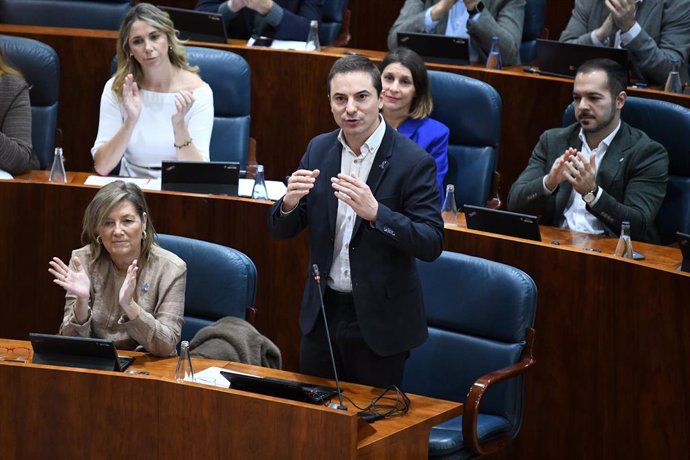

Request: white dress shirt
left=328, top=116, right=386, bottom=292
left=560, top=121, right=621, bottom=234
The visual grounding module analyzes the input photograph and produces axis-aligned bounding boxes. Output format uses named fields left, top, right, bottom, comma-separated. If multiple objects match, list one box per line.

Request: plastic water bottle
left=664, top=59, right=683, bottom=94
left=441, top=184, right=458, bottom=226
left=305, top=20, right=320, bottom=51
left=613, top=221, right=634, bottom=258
left=174, top=340, right=194, bottom=383
left=49, top=147, right=67, bottom=183
left=252, top=164, right=269, bottom=200
left=486, top=36, right=502, bottom=70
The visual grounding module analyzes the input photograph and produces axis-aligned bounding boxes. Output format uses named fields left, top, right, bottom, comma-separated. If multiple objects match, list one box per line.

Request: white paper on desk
left=238, top=178, right=287, bottom=201
left=0, top=169, right=13, bottom=180
left=84, top=175, right=162, bottom=191
left=270, top=39, right=311, bottom=51
left=193, top=366, right=257, bottom=388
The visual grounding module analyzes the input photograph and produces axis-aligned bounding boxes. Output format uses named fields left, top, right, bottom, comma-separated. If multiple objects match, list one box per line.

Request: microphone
left=312, top=264, right=347, bottom=411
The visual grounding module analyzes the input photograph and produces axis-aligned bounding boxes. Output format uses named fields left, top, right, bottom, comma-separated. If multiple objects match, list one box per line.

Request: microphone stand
left=312, top=264, right=347, bottom=411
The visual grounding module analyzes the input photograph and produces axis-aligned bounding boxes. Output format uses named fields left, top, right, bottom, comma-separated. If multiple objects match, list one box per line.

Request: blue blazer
left=269, top=124, right=444, bottom=356
left=397, top=116, right=449, bottom=202
left=196, top=0, right=323, bottom=41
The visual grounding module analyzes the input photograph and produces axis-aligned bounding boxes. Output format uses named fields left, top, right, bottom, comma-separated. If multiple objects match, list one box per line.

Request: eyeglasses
left=0, top=346, right=32, bottom=363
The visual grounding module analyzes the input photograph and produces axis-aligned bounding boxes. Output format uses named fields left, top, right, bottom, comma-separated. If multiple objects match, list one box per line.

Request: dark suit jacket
left=268, top=125, right=444, bottom=357
left=507, top=122, right=668, bottom=243
left=559, top=0, right=690, bottom=85
left=195, top=0, right=323, bottom=41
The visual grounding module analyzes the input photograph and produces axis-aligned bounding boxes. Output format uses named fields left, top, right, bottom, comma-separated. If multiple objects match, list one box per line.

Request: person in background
left=387, top=0, right=525, bottom=66
left=49, top=181, right=186, bottom=357
left=380, top=47, right=449, bottom=200
left=268, top=55, right=443, bottom=388
left=507, top=59, right=668, bottom=243
left=559, top=0, right=690, bottom=86
left=92, top=3, right=213, bottom=178
left=0, top=49, right=39, bottom=175
left=195, top=0, right=323, bottom=41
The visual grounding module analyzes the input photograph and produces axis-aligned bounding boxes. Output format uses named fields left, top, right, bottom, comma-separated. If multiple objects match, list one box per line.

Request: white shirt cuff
left=542, top=175, right=556, bottom=195
left=619, top=22, right=641, bottom=46
left=590, top=30, right=607, bottom=47
left=424, top=7, right=440, bottom=32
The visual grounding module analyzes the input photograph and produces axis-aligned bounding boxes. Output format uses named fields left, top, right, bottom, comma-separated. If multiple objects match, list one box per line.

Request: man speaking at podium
left=269, top=55, right=444, bottom=388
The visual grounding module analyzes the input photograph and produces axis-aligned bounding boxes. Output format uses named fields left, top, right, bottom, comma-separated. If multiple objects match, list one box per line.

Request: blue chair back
left=188, top=47, right=251, bottom=167
left=0, top=0, right=132, bottom=30
left=428, top=70, right=501, bottom=208
left=157, top=234, right=257, bottom=342
left=110, top=46, right=251, bottom=168
left=0, top=34, right=59, bottom=169
left=563, top=97, right=690, bottom=244
left=403, top=251, right=537, bottom=458
left=320, top=0, right=348, bottom=46
left=520, top=0, right=545, bottom=64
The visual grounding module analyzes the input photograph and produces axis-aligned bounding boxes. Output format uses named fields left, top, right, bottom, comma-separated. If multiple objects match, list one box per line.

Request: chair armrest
left=332, top=9, right=351, bottom=47
left=462, top=327, right=536, bottom=455
left=245, top=306, right=257, bottom=325
left=485, top=170, right=502, bottom=209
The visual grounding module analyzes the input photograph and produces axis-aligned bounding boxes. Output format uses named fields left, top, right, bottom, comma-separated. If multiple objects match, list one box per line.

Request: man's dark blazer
left=195, top=0, right=323, bottom=41
left=559, top=0, right=690, bottom=85
left=507, top=121, right=668, bottom=243
left=269, top=124, right=444, bottom=357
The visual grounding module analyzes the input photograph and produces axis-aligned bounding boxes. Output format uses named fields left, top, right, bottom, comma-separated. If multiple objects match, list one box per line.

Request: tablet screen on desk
left=220, top=370, right=338, bottom=404
left=29, top=333, right=133, bottom=372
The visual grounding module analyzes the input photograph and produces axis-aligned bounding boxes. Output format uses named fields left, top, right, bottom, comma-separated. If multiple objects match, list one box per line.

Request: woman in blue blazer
left=380, top=47, right=449, bottom=201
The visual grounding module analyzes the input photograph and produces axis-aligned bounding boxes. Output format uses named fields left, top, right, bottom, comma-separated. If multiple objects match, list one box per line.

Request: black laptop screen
left=397, top=32, right=470, bottom=66
left=161, top=161, right=240, bottom=196
left=535, top=39, right=630, bottom=84
left=29, top=333, right=133, bottom=372
left=464, top=205, right=542, bottom=242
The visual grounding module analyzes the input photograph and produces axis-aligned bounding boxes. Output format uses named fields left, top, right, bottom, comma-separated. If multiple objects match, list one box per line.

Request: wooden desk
left=1, top=24, right=688, bottom=200
left=0, top=339, right=461, bottom=459
left=1, top=174, right=689, bottom=459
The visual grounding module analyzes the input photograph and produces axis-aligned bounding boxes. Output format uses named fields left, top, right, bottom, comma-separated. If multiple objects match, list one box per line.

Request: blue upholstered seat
left=428, top=71, right=501, bottom=208
left=563, top=96, right=690, bottom=244
left=403, top=251, right=537, bottom=459
left=0, top=34, right=59, bottom=169
left=320, top=0, right=349, bottom=46
left=520, top=0, right=545, bottom=64
left=157, top=234, right=257, bottom=342
left=186, top=47, right=251, bottom=167
left=0, top=0, right=132, bottom=30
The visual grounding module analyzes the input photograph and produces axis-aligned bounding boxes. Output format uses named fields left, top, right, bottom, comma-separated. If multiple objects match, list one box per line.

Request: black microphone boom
left=312, top=264, right=347, bottom=411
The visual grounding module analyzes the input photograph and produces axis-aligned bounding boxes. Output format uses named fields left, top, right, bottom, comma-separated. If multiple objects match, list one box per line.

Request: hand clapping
left=122, top=73, right=142, bottom=124
left=605, top=0, right=637, bottom=32
left=49, top=256, right=91, bottom=301
left=171, top=90, right=195, bottom=127
left=118, top=259, right=140, bottom=319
